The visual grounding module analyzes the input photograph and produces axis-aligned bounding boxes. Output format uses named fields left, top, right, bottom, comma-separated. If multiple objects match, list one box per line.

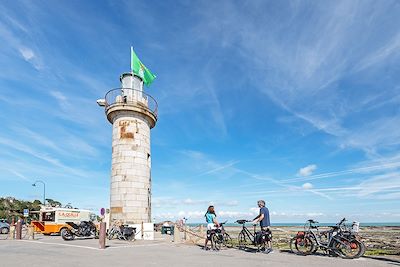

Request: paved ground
left=0, top=235, right=398, bottom=267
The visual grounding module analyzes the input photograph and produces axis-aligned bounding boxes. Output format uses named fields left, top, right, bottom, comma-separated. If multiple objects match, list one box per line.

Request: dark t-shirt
left=259, top=207, right=270, bottom=227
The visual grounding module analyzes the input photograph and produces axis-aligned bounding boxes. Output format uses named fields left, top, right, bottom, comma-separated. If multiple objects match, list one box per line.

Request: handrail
left=105, top=88, right=158, bottom=117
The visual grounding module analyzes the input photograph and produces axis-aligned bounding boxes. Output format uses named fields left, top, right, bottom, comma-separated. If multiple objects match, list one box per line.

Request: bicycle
left=107, top=222, right=136, bottom=241
left=290, top=218, right=365, bottom=259
left=209, top=221, right=233, bottom=250
left=236, top=219, right=272, bottom=252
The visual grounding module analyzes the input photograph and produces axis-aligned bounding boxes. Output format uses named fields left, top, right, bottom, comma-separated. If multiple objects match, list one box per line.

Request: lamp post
left=32, top=180, right=46, bottom=206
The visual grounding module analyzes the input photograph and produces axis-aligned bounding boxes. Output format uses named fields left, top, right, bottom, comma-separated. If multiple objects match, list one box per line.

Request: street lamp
left=32, top=180, right=46, bottom=206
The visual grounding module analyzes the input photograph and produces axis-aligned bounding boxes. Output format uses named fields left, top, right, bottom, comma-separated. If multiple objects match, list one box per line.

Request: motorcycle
left=61, top=221, right=98, bottom=241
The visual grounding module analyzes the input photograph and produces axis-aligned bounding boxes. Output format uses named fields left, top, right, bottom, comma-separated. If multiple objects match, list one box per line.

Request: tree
left=45, top=199, right=62, bottom=208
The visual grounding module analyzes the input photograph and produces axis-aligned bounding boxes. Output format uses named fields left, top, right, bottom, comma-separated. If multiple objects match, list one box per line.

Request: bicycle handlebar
left=307, top=219, right=319, bottom=224
left=336, top=218, right=346, bottom=226
left=235, top=219, right=252, bottom=224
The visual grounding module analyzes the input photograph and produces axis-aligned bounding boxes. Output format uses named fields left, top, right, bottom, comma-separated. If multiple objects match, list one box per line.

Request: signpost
left=23, top=209, right=29, bottom=217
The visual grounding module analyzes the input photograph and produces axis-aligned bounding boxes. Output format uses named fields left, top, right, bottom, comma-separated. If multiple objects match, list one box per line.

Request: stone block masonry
left=110, top=116, right=152, bottom=223
left=103, top=73, right=157, bottom=225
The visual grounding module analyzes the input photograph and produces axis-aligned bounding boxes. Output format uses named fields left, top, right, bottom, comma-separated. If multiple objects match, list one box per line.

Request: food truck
left=31, top=207, right=93, bottom=235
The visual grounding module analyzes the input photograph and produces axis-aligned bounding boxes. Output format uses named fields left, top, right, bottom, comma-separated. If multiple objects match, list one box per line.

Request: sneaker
left=264, top=248, right=273, bottom=254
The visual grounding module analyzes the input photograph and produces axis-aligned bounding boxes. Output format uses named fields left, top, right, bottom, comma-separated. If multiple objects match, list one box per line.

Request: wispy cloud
left=0, top=136, right=93, bottom=178
left=19, top=46, right=35, bottom=61
left=281, top=160, right=400, bottom=183
left=297, top=164, right=317, bottom=177
left=194, top=0, right=400, bottom=157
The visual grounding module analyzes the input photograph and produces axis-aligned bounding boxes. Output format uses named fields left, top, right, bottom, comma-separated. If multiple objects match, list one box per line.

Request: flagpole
left=130, top=46, right=134, bottom=75
left=130, top=46, right=134, bottom=90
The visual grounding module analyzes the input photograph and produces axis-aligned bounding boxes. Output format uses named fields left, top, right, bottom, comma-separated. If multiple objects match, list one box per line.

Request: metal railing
left=105, top=88, right=158, bottom=117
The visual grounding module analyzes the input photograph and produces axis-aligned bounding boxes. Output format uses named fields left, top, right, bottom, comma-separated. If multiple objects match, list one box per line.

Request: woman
left=204, top=205, right=219, bottom=250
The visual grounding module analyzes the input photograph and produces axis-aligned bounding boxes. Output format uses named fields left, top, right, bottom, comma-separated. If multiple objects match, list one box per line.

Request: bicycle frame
left=239, top=223, right=257, bottom=245
left=305, top=219, right=354, bottom=251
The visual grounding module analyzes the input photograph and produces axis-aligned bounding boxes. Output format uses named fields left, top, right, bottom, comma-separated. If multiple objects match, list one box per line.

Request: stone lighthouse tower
left=98, top=72, right=157, bottom=225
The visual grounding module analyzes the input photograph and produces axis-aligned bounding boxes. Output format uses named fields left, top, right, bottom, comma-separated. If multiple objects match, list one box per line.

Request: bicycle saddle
left=236, top=219, right=248, bottom=224
left=308, top=219, right=318, bottom=224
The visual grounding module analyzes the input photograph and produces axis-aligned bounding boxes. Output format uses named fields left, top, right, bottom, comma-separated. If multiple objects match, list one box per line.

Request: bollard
left=9, top=225, right=15, bottom=240
left=28, top=225, right=35, bottom=240
left=15, top=221, right=22, bottom=240
left=198, top=224, right=205, bottom=245
left=173, top=225, right=181, bottom=243
left=99, top=222, right=106, bottom=249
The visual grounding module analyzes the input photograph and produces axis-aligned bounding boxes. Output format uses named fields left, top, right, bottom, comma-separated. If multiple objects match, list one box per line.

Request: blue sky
left=0, top=0, right=399, bottom=223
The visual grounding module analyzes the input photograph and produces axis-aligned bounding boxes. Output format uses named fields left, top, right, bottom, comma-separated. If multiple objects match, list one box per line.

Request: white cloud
left=302, top=183, right=313, bottom=190
left=17, top=46, right=43, bottom=70
left=19, top=47, right=35, bottom=61
left=298, top=164, right=317, bottom=177
left=182, top=198, right=208, bottom=205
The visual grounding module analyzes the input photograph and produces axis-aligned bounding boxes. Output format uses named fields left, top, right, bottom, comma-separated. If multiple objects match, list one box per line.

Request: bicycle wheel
left=223, top=233, right=233, bottom=248
left=310, top=236, right=319, bottom=254
left=333, top=238, right=364, bottom=259
left=238, top=232, right=247, bottom=250
left=21, top=226, right=29, bottom=239
left=290, top=236, right=314, bottom=255
left=211, top=234, right=222, bottom=250
left=107, top=229, right=115, bottom=240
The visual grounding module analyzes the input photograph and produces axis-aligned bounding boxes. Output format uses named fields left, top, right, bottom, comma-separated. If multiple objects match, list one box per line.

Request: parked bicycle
left=236, top=219, right=272, bottom=252
left=208, top=221, right=233, bottom=250
left=107, top=222, right=136, bottom=241
left=290, top=218, right=365, bottom=259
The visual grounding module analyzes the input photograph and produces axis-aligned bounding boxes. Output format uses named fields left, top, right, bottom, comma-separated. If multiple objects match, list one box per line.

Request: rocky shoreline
left=221, top=225, right=400, bottom=256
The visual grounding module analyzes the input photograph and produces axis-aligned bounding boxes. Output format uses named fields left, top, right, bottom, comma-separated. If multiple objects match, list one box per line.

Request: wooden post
left=15, top=221, right=22, bottom=240
left=99, top=222, right=106, bottom=249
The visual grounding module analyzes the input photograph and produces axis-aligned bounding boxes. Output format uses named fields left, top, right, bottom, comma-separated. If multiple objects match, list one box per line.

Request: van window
left=42, top=212, right=55, bottom=222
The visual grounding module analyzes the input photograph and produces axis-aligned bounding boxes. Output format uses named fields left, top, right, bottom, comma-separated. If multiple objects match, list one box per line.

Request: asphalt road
left=0, top=236, right=398, bottom=267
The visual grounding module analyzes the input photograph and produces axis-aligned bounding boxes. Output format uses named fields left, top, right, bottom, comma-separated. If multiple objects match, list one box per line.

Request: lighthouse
left=98, top=49, right=157, bottom=228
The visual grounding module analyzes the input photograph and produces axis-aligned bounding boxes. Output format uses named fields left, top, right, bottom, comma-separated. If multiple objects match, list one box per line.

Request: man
left=252, top=200, right=272, bottom=253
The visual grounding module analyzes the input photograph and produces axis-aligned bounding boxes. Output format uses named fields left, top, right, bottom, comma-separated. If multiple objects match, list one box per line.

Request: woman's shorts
left=207, top=223, right=216, bottom=230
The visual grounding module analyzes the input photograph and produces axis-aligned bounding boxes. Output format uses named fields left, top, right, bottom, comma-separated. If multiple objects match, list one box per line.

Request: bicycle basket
left=351, top=222, right=360, bottom=233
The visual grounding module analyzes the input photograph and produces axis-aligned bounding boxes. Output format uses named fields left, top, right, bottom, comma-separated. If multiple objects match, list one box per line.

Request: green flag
left=131, top=47, right=156, bottom=86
